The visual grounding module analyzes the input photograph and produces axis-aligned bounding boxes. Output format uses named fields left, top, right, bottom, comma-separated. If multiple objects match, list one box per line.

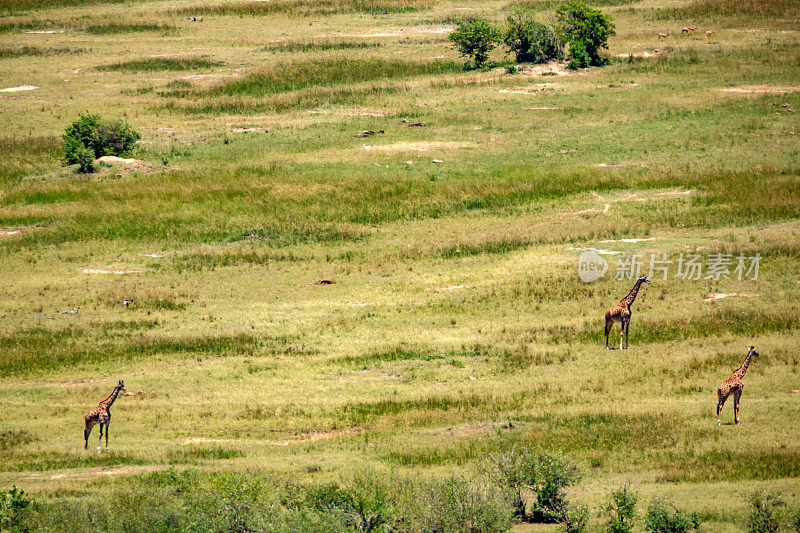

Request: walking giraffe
left=84, top=380, right=125, bottom=450
left=604, top=275, right=650, bottom=350
left=717, top=346, right=758, bottom=425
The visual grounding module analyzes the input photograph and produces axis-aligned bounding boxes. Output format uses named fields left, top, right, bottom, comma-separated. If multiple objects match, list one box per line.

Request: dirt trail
left=25, top=465, right=167, bottom=481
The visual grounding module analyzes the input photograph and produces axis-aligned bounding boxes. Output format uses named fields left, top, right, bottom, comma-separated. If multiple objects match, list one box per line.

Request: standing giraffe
left=604, top=275, right=650, bottom=350
left=84, top=380, right=125, bottom=450
left=717, top=346, right=758, bottom=425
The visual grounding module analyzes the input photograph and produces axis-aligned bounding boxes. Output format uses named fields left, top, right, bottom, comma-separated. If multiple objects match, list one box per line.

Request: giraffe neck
left=620, top=279, right=644, bottom=307
left=733, top=352, right=753, bottom=380
left=99, top=387, right=121, bottom=409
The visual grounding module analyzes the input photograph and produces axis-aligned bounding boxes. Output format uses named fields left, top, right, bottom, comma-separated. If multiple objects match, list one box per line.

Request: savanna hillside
left=0, top=0, right=798, bottom=530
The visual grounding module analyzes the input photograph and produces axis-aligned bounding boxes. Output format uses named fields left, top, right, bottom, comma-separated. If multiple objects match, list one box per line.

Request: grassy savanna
left=0, top=0, right=798, bottom=529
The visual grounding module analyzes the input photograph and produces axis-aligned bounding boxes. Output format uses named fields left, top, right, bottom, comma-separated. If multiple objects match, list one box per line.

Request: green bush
left=644, top=498, right=701, bottom=533
left=307, top=469, right=393, bottom=532
left=566, top=39, right=591, bottom=70
left=558, top=503, right=589, bottom=533
left=62, top=113, right=140, bottom=168
left=531, top=451, right=582, bottom=522
left=483, top=448, right=581, bottom=523
left=504, top=13, right=564, bottom=64
left=0, top=486, right=33, bottom=532
left=93, top=120, right=141, bottom=158
left=449, top=17, right=501, bottom=68
left=556, top=0, right=615, bottom=66
left=400, top=475, right=513, bottom=533
left=746, top=491, right=785, bottom=533
left=75, top=146, right=95, bottom=173
left=604, top=484, right=638, bottom=533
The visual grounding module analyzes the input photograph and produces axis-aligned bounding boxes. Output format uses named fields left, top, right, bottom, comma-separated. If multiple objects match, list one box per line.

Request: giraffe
left=717, top=346, right=758, bottom=425
left=84, top=380, right=125, bottom=450
left=604, top=275, right=650, bottom=350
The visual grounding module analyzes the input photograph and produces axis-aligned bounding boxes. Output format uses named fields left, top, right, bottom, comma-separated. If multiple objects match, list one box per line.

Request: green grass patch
left=261, top=38, right=382, bottom=53
left=96, top=57, right=221, bottom=72
left=656, top=448, right=800, bottom=482
left=0, top=328, right=259, bottom=376
left=205, top=58, right=460, bottom=97
left=170, top=0, right=432, bottom=18
left=0, top=46, right=86, bottom=58
left=0, top=136, right=61, bottom=186
left=4, top=452, right=144, bottom=472
left=83, top=22, right=177, bottom=35
left=168, top=447, right=244, bottom=464
left=0, top=0, right=124, bottom=15
left=656, top=0, right=800, bottom=22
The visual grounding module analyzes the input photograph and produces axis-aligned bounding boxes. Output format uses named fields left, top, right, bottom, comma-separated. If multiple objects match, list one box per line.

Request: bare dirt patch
left=518, top=61, right=570, bottom=76
left=81, top=268, right=143, bottom=274
left=704, top=292, right=761, bottom=302
left=615, top=49, right=666, bottom=58
left=499, top=84, right=554, bottom=95
left=97, top=156, right=156, bottom=172
left=716, top=85, right=800, bottom=94
left=596, top=162, right=648, bottom=168
left=359, top=24, right=453, bottom=37
left=1, top=85, right=38, bottom=93
left=182, top=437, right=235, bottom=445
left=307, top=108, right=387, bottom=117
left=266, top=428, right=361, bottom=446
left=362, top=141, right=473, bottom=152
left=26, top=465, right=167, bottom=481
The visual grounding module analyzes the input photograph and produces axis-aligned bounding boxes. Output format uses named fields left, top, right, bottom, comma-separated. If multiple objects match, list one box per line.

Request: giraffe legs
left=98, top=423, right=104, bottom=450
left=84, top=426, right=92, bottom=450
left=604, top=318, right=613, bottom=349
left=105, top=423, right=109, bottom=448
left=625, top=320, right=631, bottom=350
left=716, top=390, right=728, bottom=425
left=733, top=388, right=743, bottom=424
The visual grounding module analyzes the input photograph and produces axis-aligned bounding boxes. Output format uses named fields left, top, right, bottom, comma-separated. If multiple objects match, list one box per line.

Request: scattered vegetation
left=0, top=46, right=85, bottom=58
left=644, top=498, right=701, bottom=533
left=746, top=491, right=786, bottom=533
left=0, top=486, right=33, bottom=532
left=449, top=17, right=502, bottom=68
left=504, top=11, right=564, bottom=64
left=604, top=484, right=638, bottom=533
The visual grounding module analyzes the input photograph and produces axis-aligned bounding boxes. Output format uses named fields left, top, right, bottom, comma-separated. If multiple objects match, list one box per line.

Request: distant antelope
left=706, top=30, right=715, bottom=38
left=658, top=32, right=670, bottom=39
left=681, top=27, right=697, bottom=34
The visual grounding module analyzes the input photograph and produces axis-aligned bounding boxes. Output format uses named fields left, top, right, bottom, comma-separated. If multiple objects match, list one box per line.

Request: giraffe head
left=639, top=275, right=650, bottom=284
left=748, top=346, right=759, bottom=357
left=117, top=380, right=126, bottom=393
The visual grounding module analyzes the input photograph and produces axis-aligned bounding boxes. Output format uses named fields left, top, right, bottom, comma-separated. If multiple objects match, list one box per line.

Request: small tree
left=75, top=146, right=96, bottom=174
left=746, top=491, right=785, bottom=533
left=531, top=451, right=582, bottom=522
left=0, top=486, right=33, bottom=531
left=504, top=12, right=564, bottom=64
left=558, top=503, right=589, bottom=533
left=62, top=113, right=141, bottom=170
left=449, top=17, right=501, bottom=68
left=644, top=498, right=700, bottom=533
left=604, top=484, right=638, bottom=533
left=566, top=39, right=591, bottom=70
left=556, top=0, right=615, bottom=66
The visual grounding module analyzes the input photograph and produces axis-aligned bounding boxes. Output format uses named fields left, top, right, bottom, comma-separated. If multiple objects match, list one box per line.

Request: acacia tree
left=556, top=1, right=615, bottom=67
left=449, top=17, right=501, bottom=68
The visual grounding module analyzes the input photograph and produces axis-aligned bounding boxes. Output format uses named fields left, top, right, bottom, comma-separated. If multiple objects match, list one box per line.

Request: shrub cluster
left=62, top=113, right=141, bottom=173
left=482, top=448, right=582, bottom=524
left=449, top=1, right=614, bottom=69
left=644, top=498, right=701, bottom=533
left=13, top=468, right=513, bottom=532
